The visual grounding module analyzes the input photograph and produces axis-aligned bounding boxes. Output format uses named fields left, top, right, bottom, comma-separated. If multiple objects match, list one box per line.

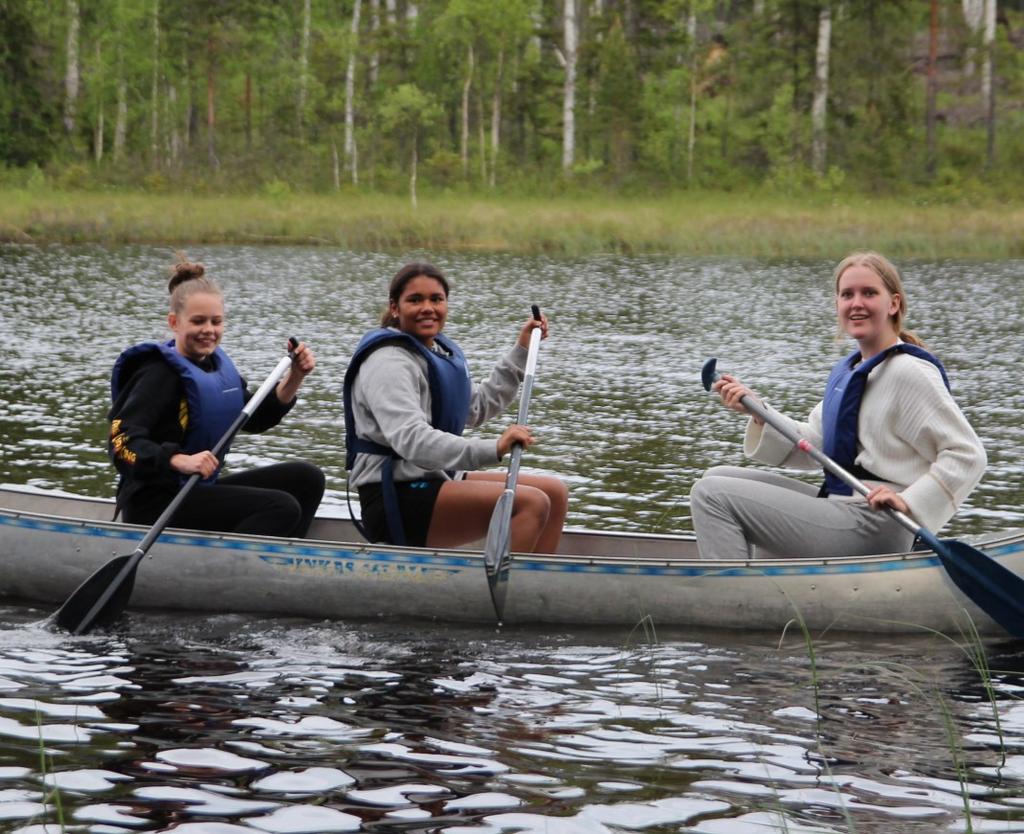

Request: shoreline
left=2, top=189, right=1022, bottom=259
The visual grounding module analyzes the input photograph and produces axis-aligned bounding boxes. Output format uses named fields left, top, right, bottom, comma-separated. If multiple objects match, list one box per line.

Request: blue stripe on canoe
left=10, top=510, right=1019, bottom=579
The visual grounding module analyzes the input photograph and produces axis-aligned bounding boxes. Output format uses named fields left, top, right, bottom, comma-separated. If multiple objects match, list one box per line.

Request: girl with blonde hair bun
left=107, top=254, right=324, bottom=537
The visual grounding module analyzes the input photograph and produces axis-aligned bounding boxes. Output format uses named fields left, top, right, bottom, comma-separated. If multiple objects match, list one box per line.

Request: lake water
left=0, top=244, right=1023, bottom=833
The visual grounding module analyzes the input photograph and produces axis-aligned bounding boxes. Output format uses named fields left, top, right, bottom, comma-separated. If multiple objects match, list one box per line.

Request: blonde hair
left=168, top=252, right=222, bottom=315
left=833, top=251, right=924, bottom=347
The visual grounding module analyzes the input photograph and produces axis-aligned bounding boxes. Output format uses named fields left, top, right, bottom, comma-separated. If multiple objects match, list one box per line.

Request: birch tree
left=926, top=0, right=939, bottom=176
left=962, top=0, right=983, bottom=77
left=810, top=2, right=832, bottom=176
left=379, top=83, right=439, bottom=209
left=562, top=0, right=577, bottom=172
left=983, top=0, right=996, bottom=167
left=297, top=0, right=311, bottom=142
left=685, top=4, right=697, bottom=185
left=344, top=0, right=362, bottom=183
left=64, top=0, right=81, bottom=137
left=150, top=0, right=160, bottom=168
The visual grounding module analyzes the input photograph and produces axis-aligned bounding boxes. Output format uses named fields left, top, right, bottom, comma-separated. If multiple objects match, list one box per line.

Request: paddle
left=701, top=357, right=1024, bottom=638
left=483, top=305, right=544, bottom=620
left=53, top=338, right=301, bottom=636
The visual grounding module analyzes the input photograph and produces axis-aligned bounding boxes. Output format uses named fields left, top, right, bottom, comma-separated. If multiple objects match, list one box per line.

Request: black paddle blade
left=932, top=538, right=1024, bottom=639
left=53, top=554, right=138, bottom=634
left=701, top=358, right=719, bottom=392
left=484, top=491, right=514, bottom=620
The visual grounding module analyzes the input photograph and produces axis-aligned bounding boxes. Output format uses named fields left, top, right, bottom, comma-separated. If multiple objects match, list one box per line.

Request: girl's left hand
left=517, top=313, right=549, bottom=349
left=865, top=485, right=909, bottom=515
left=289, top=340, right=316, bottom=377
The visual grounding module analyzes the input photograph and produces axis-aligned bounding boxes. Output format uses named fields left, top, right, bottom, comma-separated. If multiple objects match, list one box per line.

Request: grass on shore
left=1, top=187, right=1023, bottom=258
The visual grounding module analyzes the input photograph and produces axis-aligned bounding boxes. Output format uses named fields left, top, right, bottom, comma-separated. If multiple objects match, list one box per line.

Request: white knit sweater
left=743, top=351, right=987, bottom=532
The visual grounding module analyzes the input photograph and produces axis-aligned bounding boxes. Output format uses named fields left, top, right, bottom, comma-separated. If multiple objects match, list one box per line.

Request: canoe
left=1, top=484, right=1022, bottom=635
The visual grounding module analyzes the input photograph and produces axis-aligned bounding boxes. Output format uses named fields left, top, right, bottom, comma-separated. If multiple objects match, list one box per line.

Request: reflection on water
left=0, top=607, right=1022, bottom=833
left=1, top=244, right=1023, bottom=832
left=0, top=245, right=1021, bottom=536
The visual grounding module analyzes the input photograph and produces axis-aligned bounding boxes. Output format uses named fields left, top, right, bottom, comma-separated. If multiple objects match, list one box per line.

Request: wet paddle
left=701, top=357, right=1024, bottom=638
left=484, top=305, right=544, bottom=620
left=53, top=339, right=301, bottom=635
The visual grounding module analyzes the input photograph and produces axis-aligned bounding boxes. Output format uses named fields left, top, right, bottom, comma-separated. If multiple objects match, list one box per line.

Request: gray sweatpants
left=689, top=465, right=915, bottom=560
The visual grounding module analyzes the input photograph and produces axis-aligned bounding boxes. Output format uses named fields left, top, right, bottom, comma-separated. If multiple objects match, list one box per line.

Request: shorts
left=357, top=479, right=445, bottom=547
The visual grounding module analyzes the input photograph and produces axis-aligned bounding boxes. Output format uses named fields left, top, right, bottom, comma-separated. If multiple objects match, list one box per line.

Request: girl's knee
left=517, top=485, right=551, bottom=523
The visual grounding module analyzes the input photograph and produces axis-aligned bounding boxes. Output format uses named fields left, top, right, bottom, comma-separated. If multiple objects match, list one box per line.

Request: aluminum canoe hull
left=1, top=485, right=1022, bottom=634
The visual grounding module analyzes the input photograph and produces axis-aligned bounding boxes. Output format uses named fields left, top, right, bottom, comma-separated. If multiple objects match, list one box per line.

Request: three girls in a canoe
left=107, top=255, right=324, bottom=537
left=343, top=261, right=567, bottom=551
left=691, top=251, right=987, bottom=560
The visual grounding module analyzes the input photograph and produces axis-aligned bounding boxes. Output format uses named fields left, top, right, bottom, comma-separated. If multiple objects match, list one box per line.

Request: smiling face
left=168, top=291, right=225, bottom=362
left=836, top=264, right=901, bottom=356
left=390, top=275, right=448, bottom=346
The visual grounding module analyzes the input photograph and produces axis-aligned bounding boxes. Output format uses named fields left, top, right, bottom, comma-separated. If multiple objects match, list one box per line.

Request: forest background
left=2, top=0, right=1023, bottom=257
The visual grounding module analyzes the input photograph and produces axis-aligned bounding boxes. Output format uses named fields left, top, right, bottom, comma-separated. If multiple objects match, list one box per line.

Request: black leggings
left=125, top=461, right=325, bottom=539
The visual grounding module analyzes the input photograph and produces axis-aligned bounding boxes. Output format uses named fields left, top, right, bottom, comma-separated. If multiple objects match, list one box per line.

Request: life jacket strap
left=817, top=464, right=883, bottom=498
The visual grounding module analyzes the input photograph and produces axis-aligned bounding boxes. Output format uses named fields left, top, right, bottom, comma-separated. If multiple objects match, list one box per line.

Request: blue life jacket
left=112, top=340, right=245, bottom=483
left=342, top=328, right=472, bottom=544
left=821, top=343, right=949, bottom=496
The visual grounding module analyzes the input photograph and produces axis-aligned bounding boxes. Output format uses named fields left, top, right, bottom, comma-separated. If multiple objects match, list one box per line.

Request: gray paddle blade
left=484, top=491, right=514, bottom=619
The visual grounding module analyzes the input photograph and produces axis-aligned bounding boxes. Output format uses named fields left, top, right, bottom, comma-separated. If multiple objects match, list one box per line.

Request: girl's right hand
left=497, top=424, right=535, bottom=458
left=516, top=313, right=548, bottom=348
left=170, top=450, right=220, bottom=478
left=712, top=374, right=765, bottom=425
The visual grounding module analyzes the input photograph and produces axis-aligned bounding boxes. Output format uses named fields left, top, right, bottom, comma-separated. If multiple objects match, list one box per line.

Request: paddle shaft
left=730, top=385, right=924, bottom=540
left=483, top=306, right=544, bottom=619
left=64, top=344, right=297, bottom=635
left=503, top=323, right=543, bottom=490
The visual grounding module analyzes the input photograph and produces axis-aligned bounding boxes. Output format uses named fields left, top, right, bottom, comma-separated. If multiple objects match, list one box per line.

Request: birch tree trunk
left=369, top=0, right=380, bottom=86
left=244, top=72, right=252, bottom=151
left=686, top=8, right=697, bottom=185
left=93, top=40, right=103, bottom=162
left=168, top=83, right=180, bottom=165
left=963, top=0, right=984, bottom=78
left=344, top=0, right=362, bottom=184
left=489, top=48, right=504, bottom=188
left=385, top=0, right=397, bottom=26
left=207, top=37, right=218, bottom=168
left=150, top=0, right=160, bottom=169
left=926, top=0, right=939, bottom=176
left=562, top=0, right=577, bottom=172
left=94, top=111, right=104, bottom=162
left=63, top=0, right=80, bottom=137
left=983, top=0, right=996, bottom=167
left=332, top=139, right=341, bottom=190
left=477, top=89, right=486, bottom=184
left=410, top=127, right=419, bottom=209
left=461, top=43, right=474, bottom=180
left=297, top=0, right=311, bottom=142
left=114, top=77, right=127, bottom=161
left=810, top=3, right=832, bottom=175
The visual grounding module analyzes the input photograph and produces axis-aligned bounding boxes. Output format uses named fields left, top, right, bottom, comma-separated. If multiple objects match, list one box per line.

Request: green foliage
left=0, top=0, right=1020, bottom=199
left=0, top=0, right=57, bottom=166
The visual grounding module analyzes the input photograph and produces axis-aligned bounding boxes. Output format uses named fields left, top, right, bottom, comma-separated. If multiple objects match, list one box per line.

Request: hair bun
left=167, top=258, right=206, bottom=294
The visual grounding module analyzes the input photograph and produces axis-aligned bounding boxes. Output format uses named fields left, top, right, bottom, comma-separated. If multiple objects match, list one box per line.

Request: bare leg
left=427, top=477, right=551, bottom=552
left=465, top=472, right=568, bottom=554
